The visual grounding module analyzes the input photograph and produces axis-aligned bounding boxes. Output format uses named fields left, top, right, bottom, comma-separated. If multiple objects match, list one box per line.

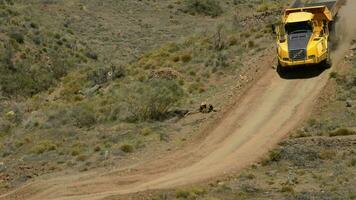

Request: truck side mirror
left=319, top=29, right=324, bottom=37
left=274, top=25, right=286, bottom=43
left=279, top=35, right=286, bottom=43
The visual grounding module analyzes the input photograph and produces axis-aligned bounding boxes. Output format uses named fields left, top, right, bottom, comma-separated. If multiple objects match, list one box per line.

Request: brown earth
left=0, top=53, right=332, bottom=200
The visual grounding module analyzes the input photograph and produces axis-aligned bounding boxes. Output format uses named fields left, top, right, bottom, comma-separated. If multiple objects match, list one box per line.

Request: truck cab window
left=285, top=21, right=313, bottom=34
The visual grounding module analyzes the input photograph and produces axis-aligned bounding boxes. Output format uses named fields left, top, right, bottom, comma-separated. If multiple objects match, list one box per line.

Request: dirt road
left=1, top=57, right=331, bottom=199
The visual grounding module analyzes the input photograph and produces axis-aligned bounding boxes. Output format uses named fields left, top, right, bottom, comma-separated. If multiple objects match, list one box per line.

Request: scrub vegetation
left=2, top=1, right=353, bottom=199
left=0, top=0, right=285, bottom=192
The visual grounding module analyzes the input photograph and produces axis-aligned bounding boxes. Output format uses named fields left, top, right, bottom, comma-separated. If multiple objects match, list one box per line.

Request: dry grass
left=0, top=0, right=286, bottom=193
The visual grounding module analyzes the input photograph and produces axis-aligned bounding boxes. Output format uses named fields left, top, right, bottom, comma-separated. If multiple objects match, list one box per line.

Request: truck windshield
left=285, top=21, right=313, bottom=34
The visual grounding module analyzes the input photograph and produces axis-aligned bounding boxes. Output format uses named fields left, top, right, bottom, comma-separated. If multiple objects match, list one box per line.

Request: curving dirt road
left=1, top=56, right=332, bottom=199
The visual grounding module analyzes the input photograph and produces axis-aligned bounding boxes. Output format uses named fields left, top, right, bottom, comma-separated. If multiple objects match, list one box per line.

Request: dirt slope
left=0, top=54, right=331, bottom=199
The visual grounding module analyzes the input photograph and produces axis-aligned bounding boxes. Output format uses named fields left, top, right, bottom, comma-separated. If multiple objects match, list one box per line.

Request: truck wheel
left=324, top=46, right=332, bottom=68
left=321, top=56, right=331, bottom=69
left=277, top=61, right=287, bottom=74
left=326, top=53, right=332, bottom=68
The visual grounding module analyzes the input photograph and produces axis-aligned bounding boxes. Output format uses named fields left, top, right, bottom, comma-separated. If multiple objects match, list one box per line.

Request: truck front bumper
left=278, top=54, right=327, bottom=67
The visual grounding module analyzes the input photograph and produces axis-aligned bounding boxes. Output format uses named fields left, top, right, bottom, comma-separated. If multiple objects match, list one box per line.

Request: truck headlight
left=308, top=55, right=315, bottom=59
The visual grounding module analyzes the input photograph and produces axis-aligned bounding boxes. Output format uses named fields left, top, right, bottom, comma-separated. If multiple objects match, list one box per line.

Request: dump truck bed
left=290, top=0, right=344, bottom=17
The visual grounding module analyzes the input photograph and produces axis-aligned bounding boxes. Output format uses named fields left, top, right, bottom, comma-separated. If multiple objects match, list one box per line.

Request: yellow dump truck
left=276, top=0, right=345, bottom=69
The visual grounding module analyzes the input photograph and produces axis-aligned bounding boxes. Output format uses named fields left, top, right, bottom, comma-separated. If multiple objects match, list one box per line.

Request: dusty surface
left=0, top=55, right=331, bottom=199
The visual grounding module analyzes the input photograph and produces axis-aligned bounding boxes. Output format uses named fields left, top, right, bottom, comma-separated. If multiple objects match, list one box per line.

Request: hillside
left=0, top=0, right=288, bottom=193
left=1, top=0, right=355, bottom=200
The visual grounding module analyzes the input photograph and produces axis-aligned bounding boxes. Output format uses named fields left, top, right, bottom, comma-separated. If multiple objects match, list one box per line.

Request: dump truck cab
left=276, top=0, right=343, bottom=68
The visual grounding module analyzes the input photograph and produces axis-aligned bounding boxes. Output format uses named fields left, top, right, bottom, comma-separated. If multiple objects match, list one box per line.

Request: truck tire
left=326, top=51, right=332, bottom=68
left=324, top=43, right=332, bottom=68
left=277, top=61, right=287, bottom=74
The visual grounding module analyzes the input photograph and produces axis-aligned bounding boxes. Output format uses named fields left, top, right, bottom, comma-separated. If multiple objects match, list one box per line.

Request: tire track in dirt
left=0, top=60, right=331, bottom=200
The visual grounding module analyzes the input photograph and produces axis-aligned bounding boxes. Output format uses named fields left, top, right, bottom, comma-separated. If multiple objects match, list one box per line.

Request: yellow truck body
left=276, top=0, right=344, bottom=68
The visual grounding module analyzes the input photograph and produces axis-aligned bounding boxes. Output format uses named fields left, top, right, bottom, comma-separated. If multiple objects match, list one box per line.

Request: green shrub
left=94, top=145, right=101, bottom=152
left=140, top=127, right=153, bottom=136
left=329, top=128, right=355, bottom=137
left=120, top=144, right=134, bottom=153
left=87, top=65, right=125, bottom=86
left=280, top=186, right=294, bottom=193
left=240, top=32, right=251, bottom=38
left=257, top=3, right=270, bottom=12
left=71, top=148, right=80, bottom=156
left=9, top=31, right=25, bottom=44
left=87, top=68, right=109, bottom=85
left=71, top=142, right=85, bottom=156
left=70, top=105, right=96, bottom=128
left=247, top=40, right=255, bottom=48
left=122, top=79, right=184, bottom=121
left=31, top=140, right=57, bottom=154
left=329, top=71, right=338, bottom=79
left=184, top=0, right=223, bottom=17
left=176, top=190, right=191, bottom=198
left=172, top=55, right=180, bottom=62
left=30, top=22, right=38, bottom=29
left=239, top=172, right=255, bottom=180
left=0, top=118, right=12, bottom=134
left=175, top=187, right=206, bottom=198
left=319, top=149, right=336, bottom=160
left=76, top=154, right=88, bottom=161
left=181, top=53, right=192, bottom=63
left=351, top=158, right=356, bottom=166
left=32, top=35, right=42, bottom=45
left=0, top=59, right=55, bottom=97
left=46, top=104, right=96, bottom=128
left=86, top=51, right=98, bottom=60
left=269, top=150, right=282, bottom=162
left=228, top=36, right=238, bottom=46
left=0, top=39, right=77, bottom=97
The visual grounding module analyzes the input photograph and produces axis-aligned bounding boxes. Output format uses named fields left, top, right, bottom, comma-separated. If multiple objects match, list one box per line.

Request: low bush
left=0, top=33, right=79, bottom=97
left=76, top=154, right=88, bottom=161
left=239, top=172, right=256, bottom=180
left=319, top=149, right=336, bottom=160
left=351, top=158, right=356, bottom=166
left=0, top=118, right=12, bottom=134
left=87, top=68, right=109, bottom=85
left=268, top=150, right=282, bottom=162
left=180, top=53, right=192, bottom=63
left=257, top=3, right=270, bottom=12
left=175, top=187, right=206, bottom=198
left=184, top=0, right=223, bottom=17
left=280, top=186, right=294, bottom=193
left=87, top=65, right=126, bottom=86
left=86, top=51, right=98, bottom=60
left=71, top=142, right=86, bottom=156
left=70, top=105, right=96, bottom=128
left=248, top=40, right=255, bottom=48
left=31, top=140, right=57, bottom=154
left=140, top=127, right=153, bottom=136
left=228, top=36, right=238, bottom=46
left=9, top=31, right=25, bottom=44
left=0, top=51, right=55, bottom=97
left=329, top=71, right=338, bottom=79
left=329, top=128, right=355, bottom=137
left=120, top=144, right=134, bottom=153
left=122, top=79, right=184, bottom=121
left=45, top=104, right=96, bottom=128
